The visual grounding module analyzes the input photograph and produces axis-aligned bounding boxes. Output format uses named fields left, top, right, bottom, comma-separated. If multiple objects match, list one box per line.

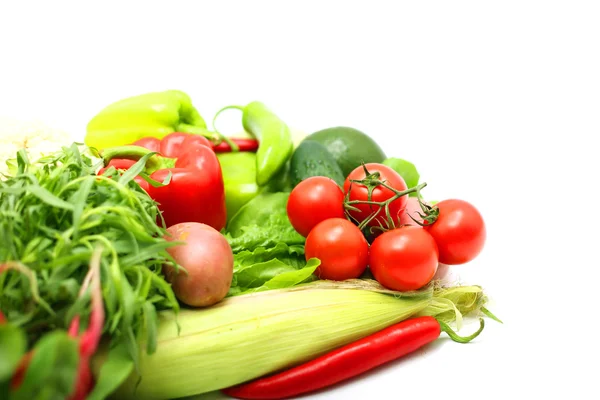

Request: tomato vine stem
left=343, top=164, right=429, bottom=232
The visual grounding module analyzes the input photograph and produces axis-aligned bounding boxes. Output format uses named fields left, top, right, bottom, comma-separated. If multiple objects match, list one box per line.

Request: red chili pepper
left=223, top=316, right=485, bottom=400
left=98, top=132, right=227, bottom=230
left=0, top=310, right=5, bottom=324
left=212, top=138, right=259, bottom=153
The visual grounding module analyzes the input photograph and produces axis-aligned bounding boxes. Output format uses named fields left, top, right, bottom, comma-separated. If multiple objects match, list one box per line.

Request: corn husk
left=107, top=279, right=486, bottom=400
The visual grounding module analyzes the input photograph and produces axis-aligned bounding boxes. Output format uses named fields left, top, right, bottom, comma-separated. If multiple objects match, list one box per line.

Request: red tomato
left=305, top=218, right=369, bottom=281
left=344, top=163, right=408, bottom=228
left=287, top=177, right=345, bottom=237
left=425, top=199, right=486, bottom=265
left=369, top=226, right=438, bottom=291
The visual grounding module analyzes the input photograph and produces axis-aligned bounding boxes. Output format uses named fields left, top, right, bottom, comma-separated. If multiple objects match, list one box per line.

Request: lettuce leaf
left=225, top=192, right=305, bottom=253
left=229, top=258, right=320, bottom=296
left=226, top=215, right=305, bottom=253
left=225, top=192, right=316, bottom=296
left=234, top=242, right=305, bottom=269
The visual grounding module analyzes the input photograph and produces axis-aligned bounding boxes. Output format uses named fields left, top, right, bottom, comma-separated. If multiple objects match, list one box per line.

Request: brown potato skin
left=164, top=222, right=234, bottom=307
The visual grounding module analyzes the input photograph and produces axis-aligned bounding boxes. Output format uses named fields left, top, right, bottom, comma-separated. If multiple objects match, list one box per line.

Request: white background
left=1, top=1, right=599, bottom=399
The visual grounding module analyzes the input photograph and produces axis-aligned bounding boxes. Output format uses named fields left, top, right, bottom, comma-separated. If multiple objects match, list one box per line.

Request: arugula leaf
left=0, top=144, right=179, bottom=373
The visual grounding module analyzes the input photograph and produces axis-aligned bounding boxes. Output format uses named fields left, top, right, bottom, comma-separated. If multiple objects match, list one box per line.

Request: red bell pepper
left=98, top=132, right=227, bottom=231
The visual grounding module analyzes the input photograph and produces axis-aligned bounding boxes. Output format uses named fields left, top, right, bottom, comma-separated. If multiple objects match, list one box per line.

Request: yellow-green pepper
left=213, top=102, right=294, bottom=187
left=218, top=152, right=260, bottom=222
left=85, top=90, right=209, bottom=149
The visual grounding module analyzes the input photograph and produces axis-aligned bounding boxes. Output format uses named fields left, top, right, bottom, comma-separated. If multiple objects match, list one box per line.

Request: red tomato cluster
left=286, top=164, right=486, bottom=291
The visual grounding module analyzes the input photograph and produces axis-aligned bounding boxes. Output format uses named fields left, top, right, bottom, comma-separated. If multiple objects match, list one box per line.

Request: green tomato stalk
left=343, top=164, right=429, bottom=232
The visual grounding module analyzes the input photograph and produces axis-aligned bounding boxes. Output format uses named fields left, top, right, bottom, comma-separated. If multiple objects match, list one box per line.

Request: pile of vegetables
left=0, top=89, right=499, bottom=400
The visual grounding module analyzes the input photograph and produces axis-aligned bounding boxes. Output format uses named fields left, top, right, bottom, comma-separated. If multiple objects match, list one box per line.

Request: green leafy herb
left=0, top=144, right=180, bottom=376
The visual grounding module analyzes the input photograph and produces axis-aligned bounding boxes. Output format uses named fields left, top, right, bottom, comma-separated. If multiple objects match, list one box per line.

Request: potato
left=163, top=222, right=234, bottom=307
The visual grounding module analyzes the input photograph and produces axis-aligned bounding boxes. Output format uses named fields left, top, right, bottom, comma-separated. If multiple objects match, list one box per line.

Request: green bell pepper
left=218, top=152, right=260, bottom=221
left=84, top=90, right=210, bottom=150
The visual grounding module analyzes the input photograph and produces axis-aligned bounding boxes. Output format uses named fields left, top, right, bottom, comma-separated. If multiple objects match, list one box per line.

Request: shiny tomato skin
left=287, top=177, right=346, bottom=237
left=344, top=163, right=408, bottom=227
left=425, top=199, right=486, bottom=265
left=305, top=218, right=369, bottom=281
left=369, top=226, right=439, bottom=291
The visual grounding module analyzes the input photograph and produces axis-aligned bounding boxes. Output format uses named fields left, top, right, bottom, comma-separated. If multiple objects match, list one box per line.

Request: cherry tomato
left=287, top=177, right=345, bottom=237
left=344, top=163, right=408, bottom=227
left=425, top=199, right=486, bottom=265
left=305, top=218, right=369, bottom=281
left=369, top=226, right=438, bottom=291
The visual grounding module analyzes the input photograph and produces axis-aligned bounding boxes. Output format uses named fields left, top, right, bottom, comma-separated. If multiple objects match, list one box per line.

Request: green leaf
left=70, top=176, right=95, bottom=232
left=11, top=331, right=79, bottom=400
left=86, top=342, right=134, bottom=400
left=118, top=152, right=157, bottom=186
left=227, top=221, right=305, bottom=253
left=249, top=258, right=320, bottom=293
left=234, top=243, right=305, bottom=270
left=235, top=258, right=302, bottom=289
left=382, top=158, right=420, bottom=196
left=24, top=185, right=75, bottom=211
left=225, top=193, right=305, bottom=253
left=143, top=302, right=158, bottom=354
left=227, top=192, right=292, bottom=237
left=0, top=324, right=27, bottom=381
left=139, top=171, right=172, bottom=188
left=228, top=243, right=314, bottom=295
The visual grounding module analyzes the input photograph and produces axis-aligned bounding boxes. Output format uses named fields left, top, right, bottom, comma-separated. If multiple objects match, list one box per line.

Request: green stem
left=438, top=318, right=485, bottom=343
left=211, top=105, right=247, bottom=152
left=100, top=146, right=175, bottom=174
left=0, top=262, right=55, bottom=316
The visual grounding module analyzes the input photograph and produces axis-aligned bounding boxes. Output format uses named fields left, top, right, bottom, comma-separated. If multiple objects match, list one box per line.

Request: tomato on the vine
left=287, top=177, right=345, bottom=237
left=305, top=218, right=369, bottom=281
left=369, top=226, right=439, bottom=291
left=343, top=163, right=408, bottom=228
left=425, top=199, right=486, bottom=265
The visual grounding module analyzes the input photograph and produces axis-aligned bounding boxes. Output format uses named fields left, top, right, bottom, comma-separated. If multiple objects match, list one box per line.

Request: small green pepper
left=218, top=152, right=260, bottom=221
left=214, top=102, right=294, bottom=187
left=85, top=90, right=210, bottom=150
